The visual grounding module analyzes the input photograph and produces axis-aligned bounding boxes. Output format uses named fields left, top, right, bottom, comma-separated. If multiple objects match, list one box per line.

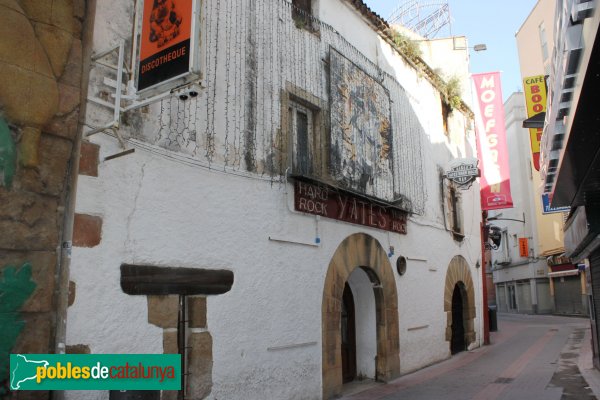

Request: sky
left=364, top=0, right=539, bottom=101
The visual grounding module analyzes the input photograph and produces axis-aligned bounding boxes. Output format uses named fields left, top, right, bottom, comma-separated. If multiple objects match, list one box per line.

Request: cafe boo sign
left=445, top=158, right=480, bottom=188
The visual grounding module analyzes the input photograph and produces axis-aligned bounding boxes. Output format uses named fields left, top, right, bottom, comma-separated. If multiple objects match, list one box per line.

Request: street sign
left=541, top=193, right=570, bottom=214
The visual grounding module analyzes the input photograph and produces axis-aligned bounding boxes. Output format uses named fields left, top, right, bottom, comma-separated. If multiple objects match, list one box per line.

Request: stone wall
left=0, top=0, right=91, bottom=398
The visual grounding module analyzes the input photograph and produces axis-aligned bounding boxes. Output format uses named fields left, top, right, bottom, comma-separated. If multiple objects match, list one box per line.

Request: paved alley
left=342, top=313, right=596, bottom=400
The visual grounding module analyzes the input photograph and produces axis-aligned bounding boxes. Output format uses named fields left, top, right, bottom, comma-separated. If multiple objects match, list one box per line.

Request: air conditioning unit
left=572, top=0, right=594, bottom=23
left=495, top=229, right=511, bottom=265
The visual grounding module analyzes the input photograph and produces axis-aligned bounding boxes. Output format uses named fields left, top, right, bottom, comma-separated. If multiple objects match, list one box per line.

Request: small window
left=282, top=86, right=326, bottom=178
left=292, top=0, right=313, bottom=30
left=450, top=187, right=460, bottom=232
left=289, top=101, right=313, bottom=176
left=441, top=100, right=450, bottom=136
left=539, top=22, right=549, bottom=62
left=448, top=186, right=463, bottom=239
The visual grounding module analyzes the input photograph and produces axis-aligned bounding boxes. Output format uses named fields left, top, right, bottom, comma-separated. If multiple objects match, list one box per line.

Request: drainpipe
left=481, top=212, right=490, bottom=345
left=53, top=1, right=97, bottom=399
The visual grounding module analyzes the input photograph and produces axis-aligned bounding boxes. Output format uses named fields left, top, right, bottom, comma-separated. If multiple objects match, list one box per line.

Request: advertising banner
left=523, top=75, right=547, bottom=171
left=472, top=72, right=513, bottom=210
left=138, top=0, right=193, bottom=92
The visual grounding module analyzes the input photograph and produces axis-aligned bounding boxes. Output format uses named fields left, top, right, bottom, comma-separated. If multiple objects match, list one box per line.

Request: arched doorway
left=322, top=233, right=400, bottom=399
left=450, top=283, right=467, bottom=354
left=444, top=256, right=476, bottom=353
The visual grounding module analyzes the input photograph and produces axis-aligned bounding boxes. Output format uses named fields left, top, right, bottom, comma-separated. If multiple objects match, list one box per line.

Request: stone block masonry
left=78, top=141, right=99, bottom=177
left=0, top=0, right=92, bottom=396
left=73, top=213, right=102, bottom=248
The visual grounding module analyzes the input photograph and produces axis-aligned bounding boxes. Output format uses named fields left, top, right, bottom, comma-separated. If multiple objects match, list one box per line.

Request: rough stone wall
left=0, top=0, right=90, bottom=398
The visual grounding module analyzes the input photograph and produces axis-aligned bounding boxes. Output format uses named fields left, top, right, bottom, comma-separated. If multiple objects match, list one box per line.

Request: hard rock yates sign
left=294, top=180, right=407, bottom=234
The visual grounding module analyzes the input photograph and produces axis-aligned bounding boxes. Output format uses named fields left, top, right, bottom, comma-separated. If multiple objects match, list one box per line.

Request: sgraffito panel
left=329, top=48, right=394, bottom=202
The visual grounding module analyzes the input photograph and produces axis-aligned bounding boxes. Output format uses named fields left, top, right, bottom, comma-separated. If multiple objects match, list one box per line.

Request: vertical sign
left=519, top=238, right=529, bottom=257
left=523, top=75, right=547, bottom=171
left=138, top=0, right=194, bottom=92
left=472, top=72, right=513, bottom=210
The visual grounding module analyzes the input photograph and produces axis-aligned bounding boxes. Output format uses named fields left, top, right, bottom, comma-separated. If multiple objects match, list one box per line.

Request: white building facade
left=66, top=0, right=484, bottom=399
left=491, top=93, right=554, bottom=314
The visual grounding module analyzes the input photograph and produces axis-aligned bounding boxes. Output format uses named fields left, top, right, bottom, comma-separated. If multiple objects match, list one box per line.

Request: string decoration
left=139, top=0, right=430, bottom=214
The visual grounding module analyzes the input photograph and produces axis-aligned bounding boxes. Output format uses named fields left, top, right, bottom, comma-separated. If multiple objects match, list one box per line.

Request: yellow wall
left=515, top=0, right=565, bottom=257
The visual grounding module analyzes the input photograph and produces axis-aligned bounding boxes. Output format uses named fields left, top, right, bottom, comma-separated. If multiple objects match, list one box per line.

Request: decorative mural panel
left=329, top=48, right=394, bottom=202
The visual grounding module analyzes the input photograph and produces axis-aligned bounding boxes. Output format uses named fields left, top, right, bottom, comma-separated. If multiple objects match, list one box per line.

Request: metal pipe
left=481, top=215, right=490, bottom=345
left=53, top=1, right=98, bottom=399
left=113, top=40, right=125, bottom=127
left=178, top=295, right=187, bottom=399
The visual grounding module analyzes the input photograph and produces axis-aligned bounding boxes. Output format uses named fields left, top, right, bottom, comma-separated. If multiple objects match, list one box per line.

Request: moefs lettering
left=479, top=76, right=501, bottom=182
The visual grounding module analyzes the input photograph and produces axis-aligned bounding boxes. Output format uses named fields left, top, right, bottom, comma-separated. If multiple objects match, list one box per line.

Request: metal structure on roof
left=388, top=1, right=452, bottom=39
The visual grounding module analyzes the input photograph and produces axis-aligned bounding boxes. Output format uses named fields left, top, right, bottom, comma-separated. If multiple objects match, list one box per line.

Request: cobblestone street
left=342, top=314, right=597, bottom=400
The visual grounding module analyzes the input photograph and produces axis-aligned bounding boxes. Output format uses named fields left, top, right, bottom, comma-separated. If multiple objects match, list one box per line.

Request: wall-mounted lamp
left=472, top=44, right=487, bottom=52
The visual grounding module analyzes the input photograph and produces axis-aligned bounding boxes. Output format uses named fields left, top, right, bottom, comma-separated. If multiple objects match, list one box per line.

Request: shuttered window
left=289, top=102, right=313, bottom=176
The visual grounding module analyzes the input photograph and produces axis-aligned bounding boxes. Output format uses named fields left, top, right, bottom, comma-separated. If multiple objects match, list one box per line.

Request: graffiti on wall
left=329, top=48, right=394, bottom=202
left=0, top=263, right=36, bottom=395
left=0, top=117, right=15, bottom=188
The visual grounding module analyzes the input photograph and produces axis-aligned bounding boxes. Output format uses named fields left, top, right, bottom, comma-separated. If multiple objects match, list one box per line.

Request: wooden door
left=451, top=284, right=466, bottom=355
left=341, top=282, right=356, bottom=383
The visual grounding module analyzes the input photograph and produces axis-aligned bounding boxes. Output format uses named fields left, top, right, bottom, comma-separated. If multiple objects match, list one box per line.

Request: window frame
left=291, top=0, right=319, bottom=33
left=281, top=84, right=327, bottom=179
left=445, top=181, right=464, bottom=241
left=539, top=22, right=549, bottom=62
left=441, top=99, right=451, bottom=136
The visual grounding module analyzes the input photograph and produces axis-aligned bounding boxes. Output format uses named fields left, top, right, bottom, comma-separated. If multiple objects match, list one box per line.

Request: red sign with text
left=294, top=180, right=407, bottom=234
left=472, top=72, right=513, bottom=210
left=519, top=238, right=529, bottom=257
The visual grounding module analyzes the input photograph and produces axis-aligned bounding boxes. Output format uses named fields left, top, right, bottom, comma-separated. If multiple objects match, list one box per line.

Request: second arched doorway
left=450, top=282, right=468, bottom=354
left=444, top=256, right=476, bottom=354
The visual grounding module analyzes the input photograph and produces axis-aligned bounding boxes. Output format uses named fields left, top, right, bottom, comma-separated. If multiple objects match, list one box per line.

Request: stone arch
left=444, top=255, right=476, bottom=348
left=322, top=233, right=400, bottom=399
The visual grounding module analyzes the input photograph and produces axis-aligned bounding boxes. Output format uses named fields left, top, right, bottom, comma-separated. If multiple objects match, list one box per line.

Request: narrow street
left=343, top=314, right=597, bottom=400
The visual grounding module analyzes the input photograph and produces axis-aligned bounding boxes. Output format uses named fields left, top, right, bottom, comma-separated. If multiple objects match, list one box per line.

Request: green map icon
left=10, top=354, right=48, bottom=390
